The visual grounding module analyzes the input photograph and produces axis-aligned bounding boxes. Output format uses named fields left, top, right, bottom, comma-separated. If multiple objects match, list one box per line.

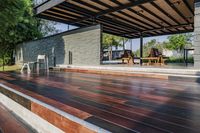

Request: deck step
left=0, top=103, right=36, bottom=133
left=54, top=66, right=200, bottom=83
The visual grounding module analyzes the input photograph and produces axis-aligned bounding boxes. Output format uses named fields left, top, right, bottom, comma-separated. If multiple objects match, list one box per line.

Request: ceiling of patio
left=35, top=0, right=194, bottom=39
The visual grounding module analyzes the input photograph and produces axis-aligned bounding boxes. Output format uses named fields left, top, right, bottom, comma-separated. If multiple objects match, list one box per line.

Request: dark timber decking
left=0, top=71, right=200, bottom=133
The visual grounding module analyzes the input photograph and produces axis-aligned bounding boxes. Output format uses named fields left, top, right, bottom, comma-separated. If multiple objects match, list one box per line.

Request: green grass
left=166, top=57, right=194, bottom=63
left=0, top=65, right=20, bottom=72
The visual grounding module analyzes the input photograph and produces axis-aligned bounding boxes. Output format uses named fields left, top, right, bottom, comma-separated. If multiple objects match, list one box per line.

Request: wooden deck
left=0, top=71, right=200, bottom=133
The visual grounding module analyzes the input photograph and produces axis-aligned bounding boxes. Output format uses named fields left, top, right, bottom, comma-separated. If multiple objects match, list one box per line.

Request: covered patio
left=1, top=1, right=200, bottom=133
left=34, top=0, right=195, bottom=67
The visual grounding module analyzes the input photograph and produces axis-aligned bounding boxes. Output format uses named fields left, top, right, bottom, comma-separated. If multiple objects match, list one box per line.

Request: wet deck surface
left=0, top=103, right=35, bottom=133
left=0, top=71, right=200, bottom=133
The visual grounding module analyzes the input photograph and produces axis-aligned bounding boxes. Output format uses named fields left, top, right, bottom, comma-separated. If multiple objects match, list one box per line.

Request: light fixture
left=171, top=0, right=181, bottom=6
left=137, top=10, right=144, bottom=14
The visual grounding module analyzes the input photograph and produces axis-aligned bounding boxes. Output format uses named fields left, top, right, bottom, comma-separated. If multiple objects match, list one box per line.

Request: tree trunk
left=109, top=45, right=113, bottom=61
left=2, top=54, right=4, bottom=71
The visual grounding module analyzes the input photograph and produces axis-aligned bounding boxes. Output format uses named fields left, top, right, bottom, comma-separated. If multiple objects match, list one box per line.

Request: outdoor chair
left=20, top=55, right=49, bottom=73
left=142, top=48, right=167, bottom=66
left=21, top=62, right=32, bottom=73
left=36, top=55, right=49, bottom=72
left=121, top=50, right=134, bottom=64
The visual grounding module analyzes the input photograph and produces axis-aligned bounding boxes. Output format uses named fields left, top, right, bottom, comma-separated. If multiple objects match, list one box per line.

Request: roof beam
left=122, top=23, right=193, bottom=35
left=94, top=1, right=154, bottom=29
left=35, top=0, right=65, bottom=14
left=128, top=29, right=193, bottom=39
left=61, top=1, right=142, bottom=32
left=105, top=1, right=158, bottom=29
left=70, top=0, right=146, bottom=31
left=109, top=0, right=163, bottom=34
left=126, top=0, right=174, bottom=33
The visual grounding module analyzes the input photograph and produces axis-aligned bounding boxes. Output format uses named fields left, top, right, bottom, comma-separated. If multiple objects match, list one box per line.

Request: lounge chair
left=142, top=48, right=167, bottom=66
left=121, top=50, right=134, bottom=64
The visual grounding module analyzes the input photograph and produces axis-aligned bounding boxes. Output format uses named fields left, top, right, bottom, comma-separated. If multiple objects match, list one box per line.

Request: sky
left=55, top=23, right=169, bottom=51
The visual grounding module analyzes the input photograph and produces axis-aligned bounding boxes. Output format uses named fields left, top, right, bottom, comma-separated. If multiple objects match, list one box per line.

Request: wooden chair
left=142, top=48, right=167, bottom=66
left=121, top=50, right=134, bottom=64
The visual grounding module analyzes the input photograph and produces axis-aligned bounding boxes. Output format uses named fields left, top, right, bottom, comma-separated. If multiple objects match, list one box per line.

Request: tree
left=0, top=0, right=29, bottom=70
left=102, top=33, right=128, bottom=60
left=164, top=34, right=193, bottom=52
left=135, top=39, right=163, bottom=57
left=0, top=0, right=29, bottom=31
left=0, top=0, right=59, bottom=71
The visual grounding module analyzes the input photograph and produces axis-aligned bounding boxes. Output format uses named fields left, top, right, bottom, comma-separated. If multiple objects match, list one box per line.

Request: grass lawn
left=0, top=65, right=20, bottom=72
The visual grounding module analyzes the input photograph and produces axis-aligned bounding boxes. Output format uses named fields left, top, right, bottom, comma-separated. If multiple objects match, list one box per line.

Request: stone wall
left=194, top=2, right=200, bottom=68
left=15, top=25, right=101, bottom=67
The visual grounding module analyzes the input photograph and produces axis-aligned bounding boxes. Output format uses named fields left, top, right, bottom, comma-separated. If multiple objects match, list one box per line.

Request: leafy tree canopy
left=0, top=0, right=59, bottom=66
left=135, top=33, right=193, bottom=57
left=0, top=0, right=29, bottom=31
left=135, top=39, right=165, bottom=57
left=102, top=33, right=128, bottom=50
left=164, top=34, right=193, bottom=51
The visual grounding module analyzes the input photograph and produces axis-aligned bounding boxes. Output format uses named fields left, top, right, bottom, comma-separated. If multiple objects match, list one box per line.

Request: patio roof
left=34, top=0, right=194, bottom=38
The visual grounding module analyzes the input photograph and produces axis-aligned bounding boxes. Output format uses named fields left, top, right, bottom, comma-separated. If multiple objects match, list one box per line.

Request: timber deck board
left=0, top=71, right=200, bottom=133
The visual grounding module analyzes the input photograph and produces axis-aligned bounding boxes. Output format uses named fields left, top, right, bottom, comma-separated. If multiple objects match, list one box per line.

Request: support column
left=194, top=0, right=200, bottom=68
left=140, top=34, right=143, bottom=65
left=123, top=37, right=125, bottom=51
left=130, top=39, right=132, bottom=51
left=67, top=24, right=70, bottom=31
left=100, top=24, right=103, bottom=65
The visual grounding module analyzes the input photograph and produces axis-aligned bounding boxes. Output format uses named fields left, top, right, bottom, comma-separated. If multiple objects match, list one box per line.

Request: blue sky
left=55, top=23, right=168, bottom=51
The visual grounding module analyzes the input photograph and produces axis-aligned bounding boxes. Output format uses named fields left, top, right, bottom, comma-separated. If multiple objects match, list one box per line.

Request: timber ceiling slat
left=107, top=1, right=156, bottom=29
left=60, top=2, right=137, bottom=34
left=154, top=0, right=186, bottom=24
left=124, top=8, right=162, bottom=29
left=39, top=13, right=85, bottom=27
left=111, top=0, right=163, bottom=28
left=107, top=13, right=147, bottom=30
left=138, top=4, right=173, bottom=29
left=95, top=20, right=132, bottom=33
left=57, top=4, right=92, bottom=17
left=93, top=0, right=154, bottom=29
left=48, top=9, right=82, bottom=19
left=122, top=9, right=160, bottom=28
left=182, top=0, right=194, bottom=15
left=35, top=0, right=194, bottom=39
left=165, top=0, right=190, bottom=24
left=150, top=2, right=180, bottom=25
left=67, top=0, right=99, bottom=13
left=44, top=11, right=76, bottom=21
left=75, top=0, right=146, bottom=31
left=52, top=7, right=83, bottom=17
left=99, top=0, right=118, bottom=7
left=68, top=0, right=143, bottom=32
left=149, top=1, right=184, bottom=31
left=93, top=0, right=155, bottom=31
left=109, top=0, right=163, bottom=35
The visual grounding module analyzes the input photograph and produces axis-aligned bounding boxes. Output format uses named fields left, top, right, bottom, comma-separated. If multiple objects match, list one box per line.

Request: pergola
left=34, top=0, right=194, bottom=64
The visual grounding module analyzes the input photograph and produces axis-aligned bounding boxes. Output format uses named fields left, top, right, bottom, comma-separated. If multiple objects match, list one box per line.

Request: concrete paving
left=0, top=103, right=36, bottom=133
